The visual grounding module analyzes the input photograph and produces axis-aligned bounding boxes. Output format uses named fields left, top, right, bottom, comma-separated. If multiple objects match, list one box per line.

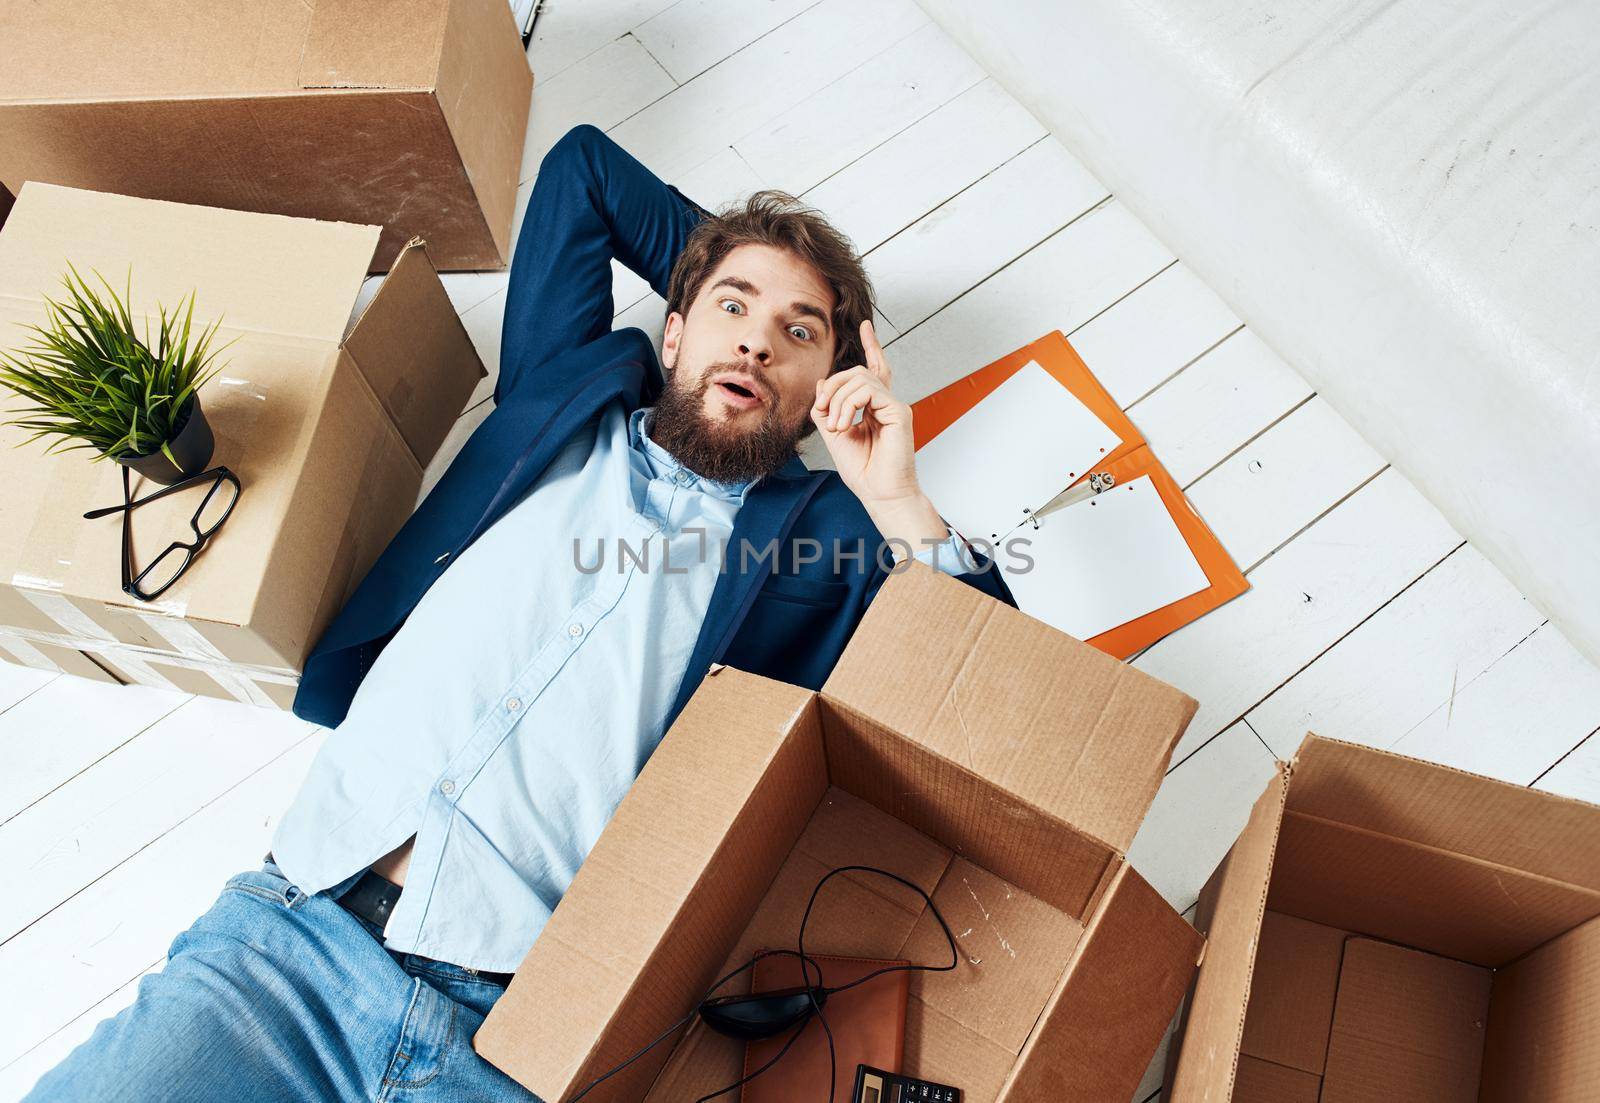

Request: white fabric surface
left=917, top=0, right=1600, bottom=665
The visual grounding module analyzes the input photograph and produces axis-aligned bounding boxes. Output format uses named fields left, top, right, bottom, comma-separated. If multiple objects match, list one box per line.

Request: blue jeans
left=24, top=862, right=542, bottom=1102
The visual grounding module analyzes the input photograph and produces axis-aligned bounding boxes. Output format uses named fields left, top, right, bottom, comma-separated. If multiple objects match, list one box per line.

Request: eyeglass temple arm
left=82, top=466, right=232, bottom=520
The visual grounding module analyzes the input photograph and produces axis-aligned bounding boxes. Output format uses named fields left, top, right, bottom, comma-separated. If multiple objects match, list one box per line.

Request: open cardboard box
left=476, top=565, right=1208, bottom=1102
left=1165, top=735, right=1600, bottom=1102
left=0, top=183, right=484, bottom=706
left=0, top=0, right=532, bottom=271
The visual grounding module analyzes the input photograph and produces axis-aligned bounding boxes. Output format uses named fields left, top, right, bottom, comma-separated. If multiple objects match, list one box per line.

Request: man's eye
left=719, top=299, right=744, bottom=315
left=788, top=324, right=813, bottom=341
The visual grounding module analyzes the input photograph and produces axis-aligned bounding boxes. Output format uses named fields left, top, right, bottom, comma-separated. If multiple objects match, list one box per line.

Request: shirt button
left=505, top=696, right=522, bottom=712
left=568, top=622, right=584, bottom=638
left=439, top=779, right=456, bottom=795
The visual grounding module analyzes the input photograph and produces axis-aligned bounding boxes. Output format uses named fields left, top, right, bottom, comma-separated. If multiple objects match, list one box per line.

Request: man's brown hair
left=666, top=191, right=876, bottom=373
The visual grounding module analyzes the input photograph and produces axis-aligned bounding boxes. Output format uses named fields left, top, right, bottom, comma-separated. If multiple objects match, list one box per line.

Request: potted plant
left=0, top=266, right=231, bottom=484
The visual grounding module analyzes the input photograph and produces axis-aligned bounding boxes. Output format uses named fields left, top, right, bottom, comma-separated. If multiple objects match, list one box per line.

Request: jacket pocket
left=756, top=573, right=850, bottom=608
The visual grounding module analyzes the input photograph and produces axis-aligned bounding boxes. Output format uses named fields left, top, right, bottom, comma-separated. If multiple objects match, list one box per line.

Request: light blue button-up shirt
left=272, top=402, right=976, bottom=972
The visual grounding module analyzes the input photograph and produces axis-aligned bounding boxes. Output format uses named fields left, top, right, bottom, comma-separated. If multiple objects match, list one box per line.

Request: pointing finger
left=860, top=319, right=891, bottom=383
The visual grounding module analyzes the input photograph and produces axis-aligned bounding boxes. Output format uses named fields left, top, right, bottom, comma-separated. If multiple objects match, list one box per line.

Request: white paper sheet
left=1001, top=475, right=1210, bottom=641
left=914, top=361, right=1124, bottom=542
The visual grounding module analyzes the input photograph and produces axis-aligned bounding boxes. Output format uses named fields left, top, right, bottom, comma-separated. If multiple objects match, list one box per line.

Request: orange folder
left=912, top=331, right=1248, bottom=659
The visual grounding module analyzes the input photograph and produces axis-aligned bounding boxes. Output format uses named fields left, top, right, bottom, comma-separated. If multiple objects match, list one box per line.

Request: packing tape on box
left=0, top=631, right=56, bottom=671
left=0, top=627, right=177, bottom=689
left=17, top=586, right=118, bottom=643
left=134, top=613, right=278, bottom=706
left=0, top=621, right=298, bottom=705
left=9, top=588, right=179, bottom=690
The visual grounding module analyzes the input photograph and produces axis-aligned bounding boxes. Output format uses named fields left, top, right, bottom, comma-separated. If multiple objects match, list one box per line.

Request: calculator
left=853, top=1064, right=961, bottom=1103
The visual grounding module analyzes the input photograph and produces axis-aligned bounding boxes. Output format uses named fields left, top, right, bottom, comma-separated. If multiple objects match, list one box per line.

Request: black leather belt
left=263, top=852, right=514, bottom=987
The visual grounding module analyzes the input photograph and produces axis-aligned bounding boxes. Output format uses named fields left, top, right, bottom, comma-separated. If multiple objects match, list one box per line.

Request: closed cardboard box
left=475, top=565, right=1209, bottom=1102
left=1165, top=735, right=1600, bottom=1102
left=0, top=0, right=532, bottom=272
left=0, top=183, right=484, bottom=705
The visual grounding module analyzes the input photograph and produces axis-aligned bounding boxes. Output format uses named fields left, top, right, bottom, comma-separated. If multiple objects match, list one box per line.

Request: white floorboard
left=0, top=736, right=321, bottom=1076
left=1247, top=543, right=1548, bottom=758
left=1066, top=262, right=1240, bottom=408
left=1184, top=396, right=1385, bottom=572
left=0, top=680, right=188, bottom=826
left=0, top=664, right=54, bottom=717
left=1127, top=330, right=1313, bottom=488
left=0, top=697, right=315, bottom=945
left=804, top=79, right=1047, bottom=255
left=633, top=0, right=821, bottom=85
left=3, top=2, right=1598, bottom=1100
left=1396, top=621, right=1600, bottom=785
left=867, top=138, right=1105, bottom=332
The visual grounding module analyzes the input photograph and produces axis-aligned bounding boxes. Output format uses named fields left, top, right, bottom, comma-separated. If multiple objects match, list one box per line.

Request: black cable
left=691, top=1014, right=811, bottom=1102
left=569, top=949, right=816, bottom=1101
left=569, top=864, right=958, bottom=1101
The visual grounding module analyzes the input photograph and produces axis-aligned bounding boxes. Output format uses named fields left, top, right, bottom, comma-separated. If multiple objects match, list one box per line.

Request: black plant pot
left=115, top=397, right=215, bottom=485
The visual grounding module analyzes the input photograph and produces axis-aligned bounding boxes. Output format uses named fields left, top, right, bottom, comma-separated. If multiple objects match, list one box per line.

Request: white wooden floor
left=4, top=2, right=1600, bottom=1099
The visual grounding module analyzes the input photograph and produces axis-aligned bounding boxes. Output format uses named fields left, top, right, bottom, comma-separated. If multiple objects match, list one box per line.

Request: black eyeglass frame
left=83, top=464, right=242, bottom=602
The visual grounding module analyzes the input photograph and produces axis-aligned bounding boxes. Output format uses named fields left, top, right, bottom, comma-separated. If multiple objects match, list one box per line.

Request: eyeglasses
left=83, top=465, right=241, bottom=602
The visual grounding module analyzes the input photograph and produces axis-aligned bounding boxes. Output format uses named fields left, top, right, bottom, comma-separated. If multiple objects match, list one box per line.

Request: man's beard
left=648, top=361, right=814, bottom=484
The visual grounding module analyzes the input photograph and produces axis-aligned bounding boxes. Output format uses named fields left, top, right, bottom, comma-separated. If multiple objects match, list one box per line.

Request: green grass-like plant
left=0, top=266, right=232, bottom=467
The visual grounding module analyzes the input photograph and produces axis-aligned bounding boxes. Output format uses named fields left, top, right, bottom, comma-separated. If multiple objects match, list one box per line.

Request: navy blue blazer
left=293, top=126, right=1014, bottom=731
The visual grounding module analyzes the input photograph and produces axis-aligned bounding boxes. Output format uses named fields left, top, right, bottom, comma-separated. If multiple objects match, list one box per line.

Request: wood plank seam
left=882, top=193, right=1117, bottom=348
left=0, top=674, right=59, bottom=719
left=1532, top=725, right=1600, bottom=788
left=0, top=729, right=322, bottom=952
left=0, top=695, right=193, bottom=832
left=1167, top=539, right=1469, bottom=773
left=626, top=30, right=683, bottom=90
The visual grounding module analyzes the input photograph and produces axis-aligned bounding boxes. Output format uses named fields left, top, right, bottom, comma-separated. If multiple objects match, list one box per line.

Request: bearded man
left=26, top=124, right=1012, bottom=1103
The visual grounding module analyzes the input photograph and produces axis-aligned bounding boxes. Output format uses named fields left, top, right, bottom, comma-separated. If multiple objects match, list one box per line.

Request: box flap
left=0, top=184, right=378, bottom=345
left=1267, top=807, right=1600, bottom=967
left=1286, top=735, right=1600, bottom=892
left=475, top=668, right=825, bottom=1101
left=298, top=0, right=450, bottom=91
left=822, top=563, right=1197, bottom=852
left=1319, top=939, right=1491, bottom=1103
left=341, top=239, right=485, bottom=466
left=1001, top=862, right=1202, bottom=1102
left=1166, top=770, right=1289, bottom=1103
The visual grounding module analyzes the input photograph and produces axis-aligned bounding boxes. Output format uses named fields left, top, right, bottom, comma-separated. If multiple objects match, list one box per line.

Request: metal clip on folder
left=1025, top=471, right=1117, bottom=528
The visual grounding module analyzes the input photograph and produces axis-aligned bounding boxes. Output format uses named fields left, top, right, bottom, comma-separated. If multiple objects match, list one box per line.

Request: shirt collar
left=629, top=406, right=756, bottom=503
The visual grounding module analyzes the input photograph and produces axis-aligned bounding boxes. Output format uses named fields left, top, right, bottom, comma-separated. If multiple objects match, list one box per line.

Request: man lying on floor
left=27, top=125, right=1013, bottom=1102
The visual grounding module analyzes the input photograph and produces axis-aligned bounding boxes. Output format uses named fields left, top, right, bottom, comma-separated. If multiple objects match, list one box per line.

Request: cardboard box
left=475, top=565, right=1207, bottom=1102
left=0, top=1, right=532, bottom=272
left=0, top=183, right=484, bottom=706
left=0, top=630, right=120, bottom=686
left=1165, top=735, right=1600, bottom=1102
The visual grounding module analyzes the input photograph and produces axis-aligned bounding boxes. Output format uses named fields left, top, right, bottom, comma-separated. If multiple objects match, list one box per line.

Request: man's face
left=651, top=243, right=837, bottom=483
